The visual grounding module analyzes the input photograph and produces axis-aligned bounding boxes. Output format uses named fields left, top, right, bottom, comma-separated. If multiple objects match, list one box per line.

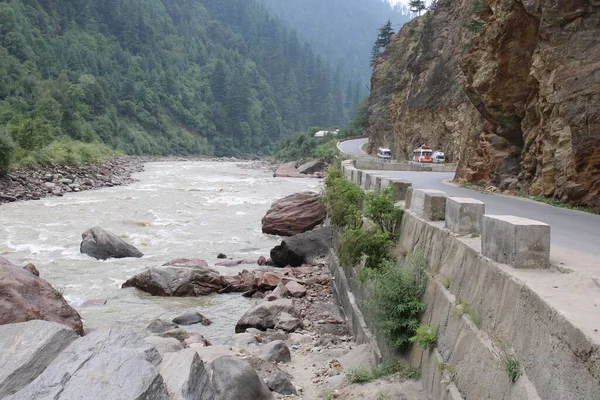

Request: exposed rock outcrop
left=6, top=324, right=168, bottom=399
left=0, top=321, right=78, bottom=397
left=261, top=192, right=326, bottom=237
left=297, top=159, right=326, bottom=175
left=0, top=257, right=83, bottom=335
left=80, top=226, right=144, bottom=260
left=367, top=0, right=600, bottom=209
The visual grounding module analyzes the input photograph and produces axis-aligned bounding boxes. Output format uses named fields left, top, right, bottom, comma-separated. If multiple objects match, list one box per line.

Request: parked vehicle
left=377, top=147, right=392, bottom=160
left=433, top=151, right=445, bottom=164
left=413, top=145, right=433, bottom=163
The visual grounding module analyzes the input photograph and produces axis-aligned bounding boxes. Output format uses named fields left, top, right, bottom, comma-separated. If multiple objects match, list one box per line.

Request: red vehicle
left=413, top=145, right=434, bottom=163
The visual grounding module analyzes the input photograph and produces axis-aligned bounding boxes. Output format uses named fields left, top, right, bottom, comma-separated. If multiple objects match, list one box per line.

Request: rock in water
left=122, top=265, right=222, bottom=296
left=273, top=162, right=302, bottom=178
left=267, top=371, right=297, bottom=395
left=80, top=226, right=143, bottom=260
left=147, top=319, right=179, bottom=334
left=0, top=321, right=78, bottom=397
left=172, top=311, right=212, bottom=326
left=6, top=324, right=169, bottom=400
left=297, top=159, right=326, bottom=175
left=269, top=227, right=333, bottom=267
left=163, top=258, right=208, bottom=268
left=0, top=257, right=83, bottom=335
left=258, top=340, right=291, bottom=363
left=261, top=192, right=326, bottom=236
left=159, top=350, right=217, bottom=400
left=211, top=356, right=274, bottom=400
left=235, top=299, right=298, bottom=333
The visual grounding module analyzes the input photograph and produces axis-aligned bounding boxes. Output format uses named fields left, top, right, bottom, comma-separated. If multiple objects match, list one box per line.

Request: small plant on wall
left=409, top=324, right=438, bottom=349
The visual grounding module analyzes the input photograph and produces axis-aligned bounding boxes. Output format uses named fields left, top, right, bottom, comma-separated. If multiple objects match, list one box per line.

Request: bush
left=364, top=187, right=404, bottom=237
left=339, top=227, right=392, bottom=270
left=347, top=359, right=419, bottom=384
left=0, top=130, right=16, bottom=173
left=365, top=255, right=428, bottom=349
left=409, top=324, right=438, bottom=349
left=15, top=138, right=120, bottom=168
left=323, top=169, right=365, bottom=228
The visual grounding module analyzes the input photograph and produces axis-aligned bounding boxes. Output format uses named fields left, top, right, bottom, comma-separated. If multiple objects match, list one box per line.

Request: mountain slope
left=0, top=0, right=351, bottom=162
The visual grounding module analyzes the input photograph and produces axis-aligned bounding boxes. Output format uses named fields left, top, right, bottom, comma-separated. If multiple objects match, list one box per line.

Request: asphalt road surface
left=340, top=138, right=600, bottom=259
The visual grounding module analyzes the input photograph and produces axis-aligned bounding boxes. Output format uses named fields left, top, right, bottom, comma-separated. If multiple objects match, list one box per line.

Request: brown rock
left=273, top=162, right=303, bottom=178
left=0, top=257, right=83, bottom=335
left=257, top=256, right=267, bottom=266
left=261, top=192, right=327, bottom=237
left=285, top=281, right=307, bottom=298
left=256, top=272, right=281, bottom=291
left=297, top=159, right=326, bottom=175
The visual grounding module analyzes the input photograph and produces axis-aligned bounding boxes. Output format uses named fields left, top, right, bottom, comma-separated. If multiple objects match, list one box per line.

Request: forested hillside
left=0, top=0, right=353, bottom=166
left=262, top=0, right=411, bottom=90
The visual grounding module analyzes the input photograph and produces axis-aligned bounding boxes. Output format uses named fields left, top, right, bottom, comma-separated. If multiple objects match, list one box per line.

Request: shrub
left=365, top=255, right=428, bottom=349
left=409, top=324, right=438, bottom=349
left=364, top=187, right=404, bottom=237
left=347, top=360, right=419, bottom=384
left=323, top=170, right=365, bottom=228
left=339, top=227, right=392, bottom=270
left=15, top=138, right=120, bottom=168
left=0, top=129, right=16, bottom=173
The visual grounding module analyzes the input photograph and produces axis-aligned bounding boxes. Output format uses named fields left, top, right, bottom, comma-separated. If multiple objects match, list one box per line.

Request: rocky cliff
left=367, top=0, right=600, bottom=208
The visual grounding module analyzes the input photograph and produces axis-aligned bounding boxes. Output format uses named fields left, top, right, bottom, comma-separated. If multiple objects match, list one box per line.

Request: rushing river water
left=0, top=161, right=321, bottom=343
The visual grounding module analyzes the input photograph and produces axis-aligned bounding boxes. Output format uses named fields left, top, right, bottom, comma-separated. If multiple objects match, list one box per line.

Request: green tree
left=410, top=1, right=427, bottom=16
left=370, top=20, right=395, bottom=67
left=0, top=128, right=16, bottom=173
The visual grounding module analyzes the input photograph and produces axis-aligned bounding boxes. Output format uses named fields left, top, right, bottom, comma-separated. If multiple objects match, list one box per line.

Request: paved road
left=340, top=139, right=600, bottom=259
left=338, top=138, right=369, bottom=158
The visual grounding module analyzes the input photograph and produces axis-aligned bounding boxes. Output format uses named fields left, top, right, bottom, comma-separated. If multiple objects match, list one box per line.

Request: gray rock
left=297, top=159, right=326, bottom=175
left=0, top=321, right=78, bottom=397
left=144, top=336, right=184, bottom=354
left=235, top=299, right=298, bottom=333
left=122, top=265, right=222, bottom=297
left=147, top=319, right=179, bottom=334
left=172, top=311, right=212, bottom=326
left=274, top=312, right=302, bottom=332
left=229, top=333, right=260, bottom=349
left=211, top=356, right=273, bottom=400
left=271, top=282, right=290, bottom=299
left=159, top=350, right=217, bottom=400
left=338, top=343, right=377, bottom=371
left=266, top=371, right=297, bottom=395
left=258, top=340, right=291, bottom=363
left=7, top=324, right=168, bottom=400
left=270, top=227, right=333, bottom=267
left=80, top=226, right=143, bottom=260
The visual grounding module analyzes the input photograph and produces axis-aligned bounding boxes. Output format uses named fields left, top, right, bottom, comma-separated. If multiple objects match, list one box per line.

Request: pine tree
left=370, top=20, right=395, bottom=67
left=409, top=0, right=427, bottom=16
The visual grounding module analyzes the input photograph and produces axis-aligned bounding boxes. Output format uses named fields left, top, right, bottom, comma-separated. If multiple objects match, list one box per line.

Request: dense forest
left=262, top=0, right=411, bottom=90
left=0, top=0, right=358, bottom=168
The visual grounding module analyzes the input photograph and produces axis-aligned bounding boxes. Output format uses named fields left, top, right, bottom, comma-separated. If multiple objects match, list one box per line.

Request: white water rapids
left=0, top=161, right=321, bottom=343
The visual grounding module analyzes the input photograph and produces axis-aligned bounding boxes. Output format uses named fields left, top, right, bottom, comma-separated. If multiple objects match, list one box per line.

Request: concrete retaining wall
left=355, top=159, right=456, bottom=173
left=329, top=162, right=600, bottom=400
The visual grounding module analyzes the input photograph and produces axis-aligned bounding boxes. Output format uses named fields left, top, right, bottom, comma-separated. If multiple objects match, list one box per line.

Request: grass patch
left=454, top=301, right=481, bottom=327
left=438, top=362, right=457, bottom=385
left=470, top=233, right=481, bottom=238
left=51, top=285, right=65, bottom=299
left=440, top=275, right=451, bottom=289
left=364, top=254, right=428, bottom=349
left=322, top=392, right=335, bottom=400
left=503, top=354, right=522, bottom=383
left=347, top=360, right=420, bottom=384
left=518, top=193, right=599, bottom=215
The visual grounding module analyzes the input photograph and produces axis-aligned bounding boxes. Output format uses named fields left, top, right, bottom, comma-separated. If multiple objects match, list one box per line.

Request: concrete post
left=387, top=179, right=412, bottom=201
left=482, top=215, right=550, bottom=268
left=355, top=170, right=363, bottom=186
left=445, top=197, right=485, bottom=234
left=409, top=189, right=448, bottom=221
left=406, top=187, right=413, bottom=209
left=363, top=173, right=373, bottom=190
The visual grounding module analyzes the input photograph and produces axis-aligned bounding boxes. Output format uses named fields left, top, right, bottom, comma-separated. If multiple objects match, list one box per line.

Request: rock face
left=297, top=159, right=326, bottom=175
left=261, top=192, right=326, bottom=237
left=211, top=356, right=274, bottom=400
left=80, top=226, right=144, bottom=260
left=235, top=299, right=298, bottom=333
left=270, top=227, right=333, bottom=267
left=7, top=324, right=168, bottom=399
left=122, top=265, right=222, bottom=296
left=366, top=0, right=600, bottom=209
left=0, top=257, right=83, bottom=335
left=0, top=321, right=78, bottom=397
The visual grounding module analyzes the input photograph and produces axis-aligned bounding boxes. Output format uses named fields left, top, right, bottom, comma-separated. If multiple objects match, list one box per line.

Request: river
left=0, top=161, right=321, bottom=343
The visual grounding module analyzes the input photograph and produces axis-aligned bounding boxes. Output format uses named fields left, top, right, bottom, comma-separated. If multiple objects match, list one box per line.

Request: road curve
left=338, top=138, right=370, bottom=158
left=340, top=138, right=600, bottom=261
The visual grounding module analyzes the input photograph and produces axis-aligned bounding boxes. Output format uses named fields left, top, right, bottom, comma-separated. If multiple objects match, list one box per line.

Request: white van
left=433, top=151, right=445, bottom=164
left=377, top=147, right=392, bottom=160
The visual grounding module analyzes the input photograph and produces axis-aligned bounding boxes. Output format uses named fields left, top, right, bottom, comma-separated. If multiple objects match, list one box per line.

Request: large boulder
left=80, top=226, right=143, bottom=260
left=235, top=299, right=298, bottom=333
left=297, top=159, right=326, bottom=175
left=0, top=321, right=78, bottom=397
left=267, top=371, right=297, bottom=395
left=7, top=324, right=168, bottom=399
left=261, top=192, right=326, bottom=236
left=257, top=340, right=291, bottom=363
left=172, top=311, right=212, bottom=326
left=0, top=257, right=83, bottom=335
left=159, top=350, right=217, bottom=400
left=211, top=356, right=274, bottom=400
left=273, top=162, right=302, bottom=178
left=122, top=265, right=222, bottom=296
left=269, top=227, right=333, bottom=267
